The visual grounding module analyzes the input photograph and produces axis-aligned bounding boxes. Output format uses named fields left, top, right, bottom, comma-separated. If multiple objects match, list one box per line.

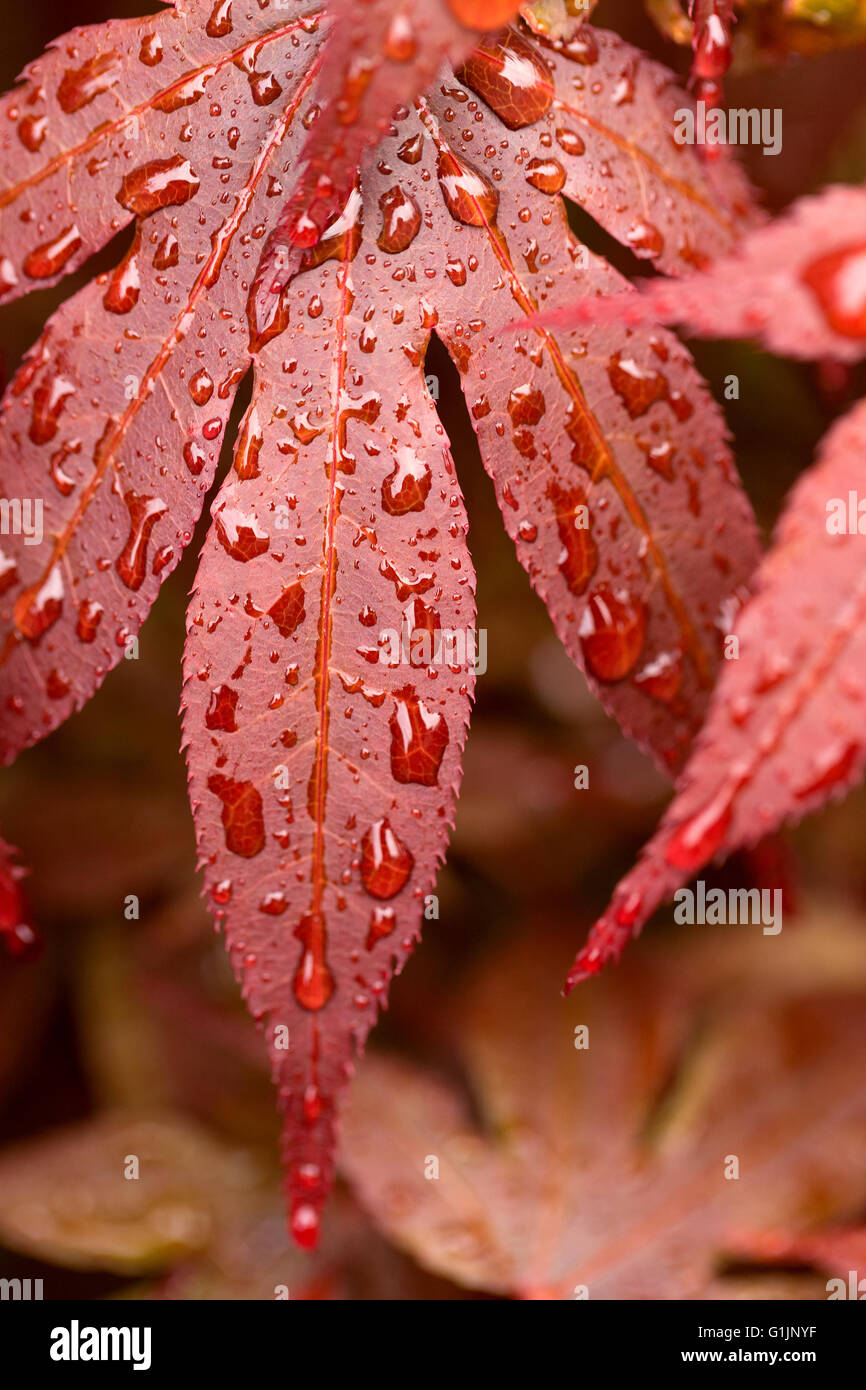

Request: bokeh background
left=1, top=0, right=866, bottom=1299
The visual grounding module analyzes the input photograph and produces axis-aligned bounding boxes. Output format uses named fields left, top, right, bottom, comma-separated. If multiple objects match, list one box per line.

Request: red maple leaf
left=0, top=0, right=760, bottom=1244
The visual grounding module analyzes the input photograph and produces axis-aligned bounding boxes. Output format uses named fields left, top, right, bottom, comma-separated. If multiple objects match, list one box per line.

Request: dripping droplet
left=293, top=911, right=335, bottom=1010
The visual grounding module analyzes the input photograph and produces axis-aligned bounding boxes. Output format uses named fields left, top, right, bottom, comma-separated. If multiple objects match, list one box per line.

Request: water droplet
left=139, top=33, right=163, bottom=66
left=377, top=185, right=421, bottom=253
left=436, top=148, right=498, bottom=226
left=18, top=115, right=48, bottom=152
left=361, top=819, right=414, bottom=898
left=638, top=438, right=675, bottom=479
left=381, top=445, right=431, bottom=515
left=118, top=158, right=200, bottom=217
left=14, top=566, right=64, bottom=642
left=249, top=71, right=282, bottom=106
left=293, top=911, right=335, bottom=1009
left=207, top=773, right=265, bottom=856
left=268, top=581, right=305, bottom=637
left=214, top=503, right=270, bottom=561
left=24, top=226, right=82, bottom=280
left=76, top=598, right=104, bottom=643
left=183, top=440, right=207, bottom=475
left=0, top=256, right=18, bottom=298
left=291, top=1202, right=320, bottom=1250
left=555, top=126, right=585, bottom=157
left=29, top=372, right=75, bottom=445
left=153, top=233, right=180, bottom=270
left=579, top=584, right=647, bottom=681
left=794, top=741, right=860, bottom=800
left=366, top=906, right=396, bottom=950
left=625, top=219, right=664, bottom=260
left=665, top=787, right=733, bottom=870
left=206, top=684, right=239, bottom=732
left=634, top=650, right=682, bottom=703
left=385, top=12, right=416, bottom=61
left=524, top=157, right=565, bottom=194
left=459, top=30, right=553, bottom=130
left=548, top=480, right=597, bottom=595
left=206, top=0, right=233, bottom=37
left=116, top=491, right=167, bottom=590
left=103, top=236, right=141, bottom=314
left=801, top=242, right=866, bottom=339
left=397, top=132, right=424, bottom=164
left=389, top=691, right=448, bottom=785
left=189, top=368, right=214, bottom=406
left=58, top=52, right=120, bottom=114
left=608, top=351, right=691, bottom=421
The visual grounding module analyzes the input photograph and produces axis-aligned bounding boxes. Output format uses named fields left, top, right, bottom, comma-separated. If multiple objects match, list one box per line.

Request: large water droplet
left=459, top=29, right=553, bottom=130
left=207, top=773, right=265, bottom=856
left=293, top=911, right=335, bottom=1010
left=361, top=819, right=414, bottom=898
left=58, top=52, right=120, bottom=114
left=116, top=491, right=167, bottom=590
left=24, top=226, right=82, bottom=280
left=381, top=445, right=431, bottom=515
left=436, top=148, right=498, bottom=226
left=268, top=581, right=305, bottom=636
left=524, top=157, right=565, bottom=194
left=801, top=242, right=866, bottom=339
left=206, top=0, right=233, bottom=37
left=579, top=584, right=647, bottom=681
left=548, top=480, right=597, bottom=596
left=389, top=691, right=449, bottom=785
left=377, top=185, right=421, bottom=254
left=117, top=158, right=200, bottom=217
left=205, top=684, right=239, bottom=732
left=214, top=504, right=270, bottom=562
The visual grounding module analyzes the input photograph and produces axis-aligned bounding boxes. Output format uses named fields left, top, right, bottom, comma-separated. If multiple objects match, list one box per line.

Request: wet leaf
left=567, top=396, right=866, bottom=986
left=0, top=4, right=759, bottom=1243
left=532, top=185, right=866, bottom=363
